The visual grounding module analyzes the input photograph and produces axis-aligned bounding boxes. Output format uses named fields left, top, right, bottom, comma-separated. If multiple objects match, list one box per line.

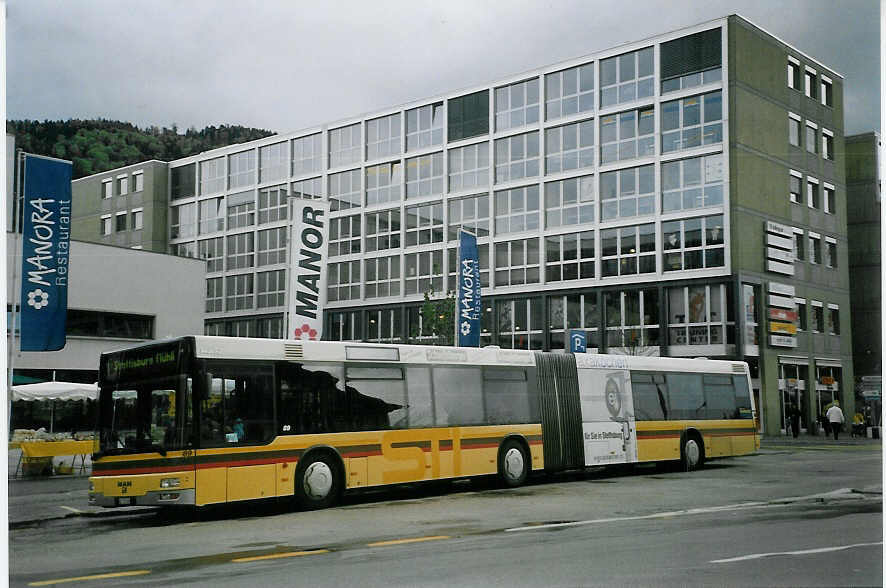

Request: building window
left=494, top=131, right=540, bottom=183
left=257, top=227, right=287, bottom=266
left=328, top=260, right=361, bottom=301
left=259, top=142, right=288, bottom=183
left=228, top=150, right=256, bottom=190
left=328, top=310, right=363, bottom=342
left=805, top=123, right=817, bottom=154
left=544, top=119, right=594, bottom=173
left=170, top=203, right=196, bottom=239
left=792, top=229, right=805, bottom=261
left=497, top=297, right=544, bottom=350
left=102, top=180, right=112, bottom=199
left=821, top=76, right=833, bottom=107
left=405, top=202, right=444, bottom=246
left=825, top=238, right=838, bottom=268
left=549, top=292, right=599, bottom=350
left=448, top=142, right=489, bottom=192
left=494, top=238, right=540, bottom=286
left=545, top=230, right=595, bottom=282
left=662, top=214, right=725, bottom=272
left=328, top=169, right=362, bottom=211
left=661, top=91, right=722, bottom=153
left=206, top=277, right=224, bottom=313
left=133, top=172, right=144, bottom=192
left=600, top=47, right=654, bottom=108
left=788, top=115, right=801, bottom=147
left=600, top=107, right=654, bottom=164
left=406, top=102, right=444, bottom=151
left=199, top=237, right=224, bottom=272
left=291, top=177, right=322, bottom=200
left=601, top=164, right=654, bottom=220
left=226, top=191, right=255, bottom=229
left=200, top=157, right=225, bottom=195
left=807, top=179, right=820, bottom=209
left=824, top=184, right=835, bottom=214
left=328, top=214, right=361, bottom=257
left=804, top=68, right=817, bottom=99
left=808, top=233, right=821, bottom=264
left=787, top=59, right=801, bottom=90
left=66, top=310, right=154, bottom=339
left=257, top=270, right=286, bottom=308
left=258, top=185, right=288, bottom=224
left=365, top=255, right=401, bottom=299
left=199, top=197, right=224, bottom=235
left=601, top=224, right=655, bottom=277
left=446, top=243, right=490, bottom=289
left=796, top=299, right=807, bottom=331
left=366, top=309, right=403, bottom=343
left=366, top=161, right=402, bottom=206
left=662, top=154, right=724, bottom=213
left=811, top=302, right=824, bottom=332
left=404, top=250, right=443, bottom=295
left=667, top=284, right=727, bottom=346
left=365, top=208, right=401, bottom=252
left=448, top=194, right=490, bottom=239
left=605, top=288, right=661, bottom=348
left=494, top=185, right=539, bottom=234
left=131, top=209, right=144, bottom=231
left=660, top=28, right=722, bottom=95
left=171, top=164, right=196, bottom=200
left=828, top=305, right=840, bottom=335
left=226, top=232, right=254, bottom=270
left=545, top=175, right=594, bottom=228
left=495, top=78, right=540, bottom=131
left=789, top=172, right=802, bottom=203
left=225, top=273, right=254, bottom=311
left=292, top=133, right=323, bottom=175
left=366, top=113, right=401, bottom=161
left=117, top=176, right=128, bottom=196
left=329, top=123, right=362, bottom=169
left=405, top=152, right=444, bottom=199
left=171, top=242, right=196, bottom=258
left=822, top=130, right=834, bottom=160
left=100, top=215, right=111, bottom=236
left=545, top=63, right=594, bottom=120
left=448, top=90, right=489, bottom=142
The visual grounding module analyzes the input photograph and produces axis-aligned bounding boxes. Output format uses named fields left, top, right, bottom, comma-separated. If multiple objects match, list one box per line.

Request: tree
left=417, top=287, right=456, bottom=346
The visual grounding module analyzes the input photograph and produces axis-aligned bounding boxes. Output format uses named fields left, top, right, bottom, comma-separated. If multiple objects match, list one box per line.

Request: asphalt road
left=9, top=441, right=883, bottom=587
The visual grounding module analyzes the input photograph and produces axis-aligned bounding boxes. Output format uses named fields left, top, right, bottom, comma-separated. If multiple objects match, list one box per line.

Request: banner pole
left=7, top=151, right=24, bottom=439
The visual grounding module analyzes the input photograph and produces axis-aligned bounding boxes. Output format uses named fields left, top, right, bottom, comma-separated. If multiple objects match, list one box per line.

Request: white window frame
left=821, top=128, right=834, bottom=160
left=807, top=177, right=820, bottom=209
left=131, top=207, right=144, bottom=231
left=102, top=180, right=113, bottom=199
left=804, top=66, right=817, bottom=99
left=825, top=236, right=837, bottom=269
left=114, top=211, right=127, bottom=232
left=811, top=300, right=824, bottom=333
left=788, top=112, right=802, bottom=147
left=808, top=231, right=822, bottom=265
left=116, top=174, right=128, bottom=196
left=823, top=182, right=835, bottom=214
left=805, top=121, right=818, bottom=154
left=794, top=297, right=807, bottom=331
left=827, top=303, right=840, bottom=335
left=100, top=214, right=112, bottom=236
left=787, top=56, right=801, bottom=90
left=494, top=78, right=540, bottom=132
left=792, top=227, right=805, bottom=261
left=820, top=75, right=833, bottom=107
left=789, top=170, right=803, bottom=204
left=132, top=171, right=144, bottom=192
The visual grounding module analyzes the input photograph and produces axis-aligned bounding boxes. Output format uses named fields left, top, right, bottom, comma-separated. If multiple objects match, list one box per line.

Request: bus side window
left=666, top=373, right=704, bottom=420
left=630, top=372, right=667, bottom=421
left=703, top=374, right=735, bottom=419
left=732, top=375, right=753, bottom=419
left=277, top=363, right=348, bottom=434
left=433, top=366, right=483, bottom=426
left=484, top=368, right=530, bottom=424
left=405, top=367, right=434, bottom=428
left=346, top=367, right=407, bottom=430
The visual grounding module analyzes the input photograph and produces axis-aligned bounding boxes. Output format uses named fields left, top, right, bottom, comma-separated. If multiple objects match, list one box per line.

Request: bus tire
left=295, top=451, right=342, bottom=510
left=681, top=432, right=705, bottom=472
left=498, top=438, right=529, bottom=488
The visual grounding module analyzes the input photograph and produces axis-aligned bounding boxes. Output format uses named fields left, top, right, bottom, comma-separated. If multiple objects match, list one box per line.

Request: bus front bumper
left=89, top=488, right=196, bottom=508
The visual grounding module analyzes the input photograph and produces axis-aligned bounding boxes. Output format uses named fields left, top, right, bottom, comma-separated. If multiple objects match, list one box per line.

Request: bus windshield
left=97, top=375, right=192, bottom=455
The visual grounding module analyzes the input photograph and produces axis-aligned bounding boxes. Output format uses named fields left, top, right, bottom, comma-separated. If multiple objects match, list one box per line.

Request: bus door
left=576, top=367, right=638, bottom=466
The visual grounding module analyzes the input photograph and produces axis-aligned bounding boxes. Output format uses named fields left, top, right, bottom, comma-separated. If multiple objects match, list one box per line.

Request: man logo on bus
left=293, top=323, right=318, bottom=341
left=605, top=376, right=622, bottom=417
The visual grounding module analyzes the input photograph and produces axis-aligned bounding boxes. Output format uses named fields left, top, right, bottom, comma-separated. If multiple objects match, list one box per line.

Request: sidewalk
left=760, top=432, right=883, bottom=449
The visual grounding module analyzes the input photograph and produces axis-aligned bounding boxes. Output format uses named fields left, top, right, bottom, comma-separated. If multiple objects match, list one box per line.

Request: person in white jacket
left=825, top=402, right=845, bottom=440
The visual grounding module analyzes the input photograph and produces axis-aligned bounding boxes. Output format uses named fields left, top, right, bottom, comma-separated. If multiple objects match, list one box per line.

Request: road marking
left=710, top=541, right=883, bottom=563
left=28, top=570, right=150, bottom=586
left=505, top=488, right=873, bottom=533
left=368, top=535, right=450, bottom=547
left=232, top=549, right=330, bottom=563
left=59, top=506, right=83, bottom=514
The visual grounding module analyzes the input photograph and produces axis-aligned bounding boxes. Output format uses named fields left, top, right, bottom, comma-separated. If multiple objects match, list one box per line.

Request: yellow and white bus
left=89, top=336, right=758, bottom=509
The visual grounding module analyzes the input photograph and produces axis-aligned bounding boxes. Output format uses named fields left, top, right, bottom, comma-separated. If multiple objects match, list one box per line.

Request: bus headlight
left=89, top=481, right=94, bottom=492
left=160, top=477, right=181, bottom=488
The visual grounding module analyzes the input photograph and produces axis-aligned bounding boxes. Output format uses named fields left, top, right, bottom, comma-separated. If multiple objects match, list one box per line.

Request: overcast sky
left=6, top=0, right=881, bottom=137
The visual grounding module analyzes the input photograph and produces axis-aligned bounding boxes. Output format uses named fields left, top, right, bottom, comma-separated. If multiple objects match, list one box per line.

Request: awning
left=11, top=381, right=99, bottom=402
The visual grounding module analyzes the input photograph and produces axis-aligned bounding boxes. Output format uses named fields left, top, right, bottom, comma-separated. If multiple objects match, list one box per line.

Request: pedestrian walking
left=789, top=404, right=801, bottom=438
left=825, top=401, right=845, bottom=440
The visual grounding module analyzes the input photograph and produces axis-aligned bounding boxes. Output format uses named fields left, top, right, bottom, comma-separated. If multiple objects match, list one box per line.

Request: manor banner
left=456, top=229, right=481, bottom=347
left=20, top=155, right=73, bottom=351
left=287, top=199, right=329, bottom=340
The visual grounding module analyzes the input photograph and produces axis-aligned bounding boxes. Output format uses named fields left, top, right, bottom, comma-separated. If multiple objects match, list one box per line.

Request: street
left=9, top=439, right=883, bottom=587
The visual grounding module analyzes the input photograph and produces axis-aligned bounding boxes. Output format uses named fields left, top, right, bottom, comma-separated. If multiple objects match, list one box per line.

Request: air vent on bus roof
left=284, top=343, right=304, bottom=360
left=732, top=363, right=746, bottom=373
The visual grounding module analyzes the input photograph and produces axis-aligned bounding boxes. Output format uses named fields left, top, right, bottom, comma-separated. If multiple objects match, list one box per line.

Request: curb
left=9, top=507, right=154, bottom=529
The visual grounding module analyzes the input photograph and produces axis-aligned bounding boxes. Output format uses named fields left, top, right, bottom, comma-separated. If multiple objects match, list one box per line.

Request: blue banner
left=20, top=155, right=73, bottom=351
left=456, top=230, right=481, bottom=347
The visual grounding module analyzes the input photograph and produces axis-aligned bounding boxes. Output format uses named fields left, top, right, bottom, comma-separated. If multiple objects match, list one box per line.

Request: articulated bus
left=89, top=336, right=758, bottom=510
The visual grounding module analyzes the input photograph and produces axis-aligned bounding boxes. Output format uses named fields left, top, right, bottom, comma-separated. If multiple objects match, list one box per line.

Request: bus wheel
left=498, top=439, right=529, bottom=488
left=295, top=452, right=341, bottom=510
left=681, top=434, right=705, bottom=472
